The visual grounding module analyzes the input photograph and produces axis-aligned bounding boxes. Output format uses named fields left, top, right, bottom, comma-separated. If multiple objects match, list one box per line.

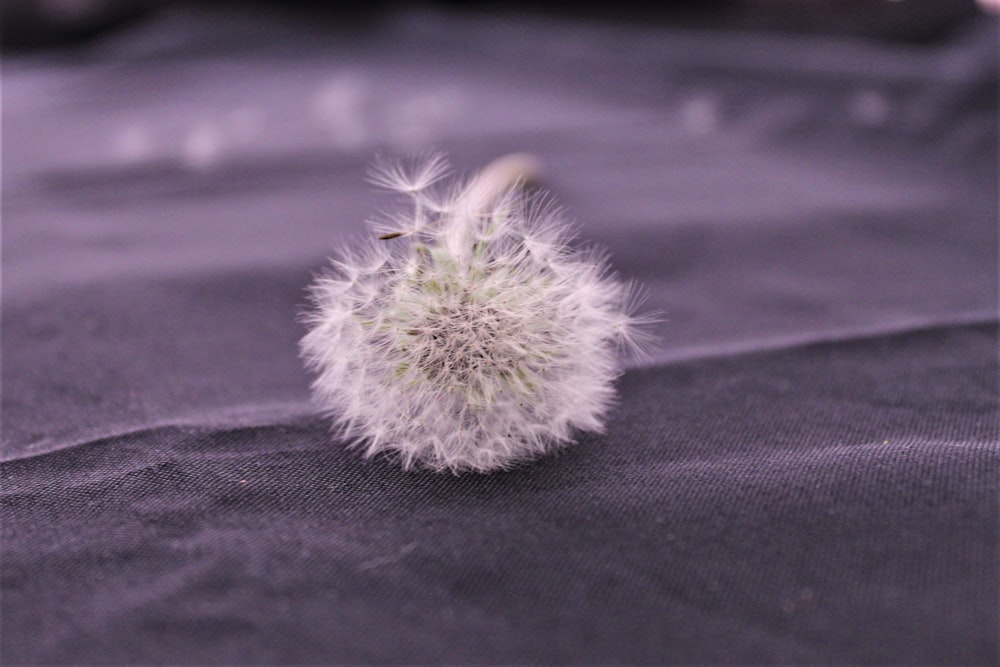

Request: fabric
left=3, top=5, right=997, bottom=663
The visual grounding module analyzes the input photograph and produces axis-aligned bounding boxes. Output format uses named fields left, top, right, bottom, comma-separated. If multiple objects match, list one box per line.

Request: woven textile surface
left=3, top=6, right=997, bottom=663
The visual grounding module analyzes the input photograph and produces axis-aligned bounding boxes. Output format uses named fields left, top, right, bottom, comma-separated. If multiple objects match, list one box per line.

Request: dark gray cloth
left=3, top=5, right=997, bottom=664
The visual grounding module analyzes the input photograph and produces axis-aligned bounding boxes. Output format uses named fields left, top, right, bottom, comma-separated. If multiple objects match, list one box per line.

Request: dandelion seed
left=300, top=153, right=654, bottom=473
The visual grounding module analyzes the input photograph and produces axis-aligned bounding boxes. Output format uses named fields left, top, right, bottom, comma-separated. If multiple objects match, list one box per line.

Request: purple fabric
left=3, top=5, right=997, bottom=663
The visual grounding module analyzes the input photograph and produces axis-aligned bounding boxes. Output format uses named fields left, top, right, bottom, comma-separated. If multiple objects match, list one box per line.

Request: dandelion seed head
left=301, top=153, right=652, bottom=473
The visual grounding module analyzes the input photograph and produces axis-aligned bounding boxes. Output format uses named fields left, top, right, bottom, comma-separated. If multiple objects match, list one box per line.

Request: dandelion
left=300, top=153, right=653, bottom=473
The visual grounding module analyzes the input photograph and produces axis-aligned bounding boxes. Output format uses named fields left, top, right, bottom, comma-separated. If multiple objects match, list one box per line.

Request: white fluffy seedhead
left=301, top=153, right=652, bottom=473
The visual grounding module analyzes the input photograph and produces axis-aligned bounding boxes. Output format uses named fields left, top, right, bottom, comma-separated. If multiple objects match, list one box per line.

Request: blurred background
left=1, top=0, right=993, bottom=49
left=3, top=0, right=997, bottom=455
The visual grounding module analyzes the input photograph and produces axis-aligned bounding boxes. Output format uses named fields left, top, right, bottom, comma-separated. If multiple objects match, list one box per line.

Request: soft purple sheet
left=3, top=5, right=997, bottom=663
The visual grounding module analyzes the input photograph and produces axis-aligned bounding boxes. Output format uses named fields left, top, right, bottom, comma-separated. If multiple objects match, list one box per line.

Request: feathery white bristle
left=301, top=153, right=652, bottom=473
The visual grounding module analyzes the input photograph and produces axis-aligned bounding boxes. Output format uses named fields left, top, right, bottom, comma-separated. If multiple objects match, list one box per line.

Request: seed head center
left=405, top=292, right=529, bottom=394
